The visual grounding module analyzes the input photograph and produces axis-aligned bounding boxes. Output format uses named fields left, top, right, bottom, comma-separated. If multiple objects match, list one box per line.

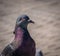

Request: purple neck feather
left=15, top=27, right=23, bottom=40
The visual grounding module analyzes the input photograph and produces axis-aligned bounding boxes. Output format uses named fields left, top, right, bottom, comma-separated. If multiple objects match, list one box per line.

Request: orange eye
left=20, top=18, right=25, bottom=21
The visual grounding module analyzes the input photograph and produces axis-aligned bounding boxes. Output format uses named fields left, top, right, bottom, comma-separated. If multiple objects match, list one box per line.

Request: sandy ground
left=0, top=0, right=60, bottom=56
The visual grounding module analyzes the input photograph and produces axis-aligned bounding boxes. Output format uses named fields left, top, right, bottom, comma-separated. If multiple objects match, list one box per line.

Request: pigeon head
left=16, top=15, right=34, bottom=30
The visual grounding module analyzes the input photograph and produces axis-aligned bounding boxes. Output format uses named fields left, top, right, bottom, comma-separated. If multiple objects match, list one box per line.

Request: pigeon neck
left=15, top=27, right=24, bottom=39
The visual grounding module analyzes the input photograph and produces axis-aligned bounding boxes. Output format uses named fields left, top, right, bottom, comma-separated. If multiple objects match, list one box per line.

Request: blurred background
left=0, top=0, right=60, bottom=56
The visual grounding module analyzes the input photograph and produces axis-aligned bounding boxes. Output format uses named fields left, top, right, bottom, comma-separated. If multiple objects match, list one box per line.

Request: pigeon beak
left=28, top=20, right=35, bottom=24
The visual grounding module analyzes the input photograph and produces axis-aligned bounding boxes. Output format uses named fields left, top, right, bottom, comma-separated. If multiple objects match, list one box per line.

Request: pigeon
left=35, top=49, right=43, bottom=56
left=0, top=15, right=36, bottom=56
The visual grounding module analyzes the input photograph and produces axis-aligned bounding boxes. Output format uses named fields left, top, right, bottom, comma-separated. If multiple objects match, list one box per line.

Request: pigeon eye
left=20, top=18, right=22, bottom=21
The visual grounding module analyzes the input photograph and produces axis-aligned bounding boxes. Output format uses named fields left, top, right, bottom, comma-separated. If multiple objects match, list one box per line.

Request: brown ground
left=0, top=0, right=60, bottom=56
